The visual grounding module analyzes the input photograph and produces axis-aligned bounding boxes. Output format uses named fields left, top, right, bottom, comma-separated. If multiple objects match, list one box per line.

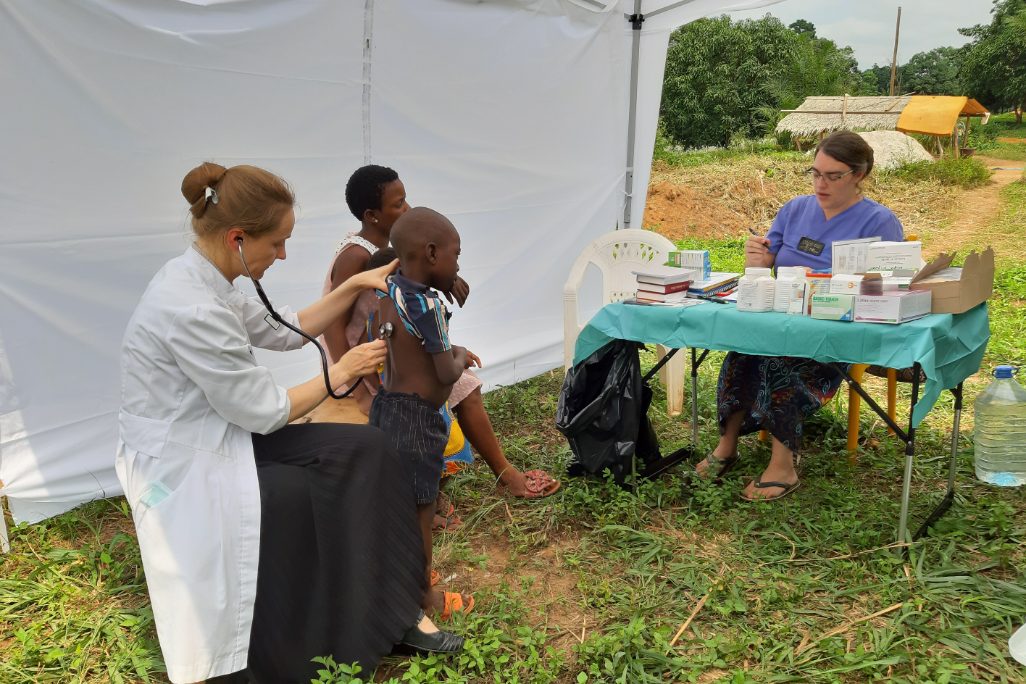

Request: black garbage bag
left=556, top=340, right=661, bottom=486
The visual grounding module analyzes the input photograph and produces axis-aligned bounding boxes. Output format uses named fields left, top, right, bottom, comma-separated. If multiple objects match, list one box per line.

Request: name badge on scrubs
left=264, top=313, right=281, bottom=330
left=797, top=236, right=825, bottom=256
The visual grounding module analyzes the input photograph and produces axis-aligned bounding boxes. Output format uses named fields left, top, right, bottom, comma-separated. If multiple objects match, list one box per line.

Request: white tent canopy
left=0, top=0, right=782, bottom=535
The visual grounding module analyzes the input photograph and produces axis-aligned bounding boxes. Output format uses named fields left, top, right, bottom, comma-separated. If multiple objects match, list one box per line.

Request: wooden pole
left=889, top=7, right=902, bottom=96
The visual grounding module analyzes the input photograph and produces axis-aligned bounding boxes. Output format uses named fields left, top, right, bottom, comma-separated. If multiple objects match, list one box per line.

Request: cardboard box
left=830, top=274, right=863, bottom=294
left=854, top=290, right=932, bottom=324
left=909, top=248, right=995, bottom=314
left=668, top=250, right=711, bottom=279
left=802, top=273, right=832, bottom=315
left=811, top=293, right=855, bottom=321
left=865, top=241, right=922, bottom=272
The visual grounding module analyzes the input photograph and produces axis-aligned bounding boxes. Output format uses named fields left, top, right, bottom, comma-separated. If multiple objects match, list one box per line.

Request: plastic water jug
left=973, top=365, right=1026, bottom=486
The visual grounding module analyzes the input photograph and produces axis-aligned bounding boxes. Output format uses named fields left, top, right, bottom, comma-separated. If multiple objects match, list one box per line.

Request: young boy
left=325, top=165, right=559, bottom=501
left=370, top=207, right=477, bottom=619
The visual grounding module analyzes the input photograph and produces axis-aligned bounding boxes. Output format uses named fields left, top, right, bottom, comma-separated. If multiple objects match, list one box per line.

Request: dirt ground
left=942, top=155, right=1023, bottom=254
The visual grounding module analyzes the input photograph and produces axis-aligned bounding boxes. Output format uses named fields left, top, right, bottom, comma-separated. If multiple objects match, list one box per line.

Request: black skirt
left=242, top=422, right=425, bottom=683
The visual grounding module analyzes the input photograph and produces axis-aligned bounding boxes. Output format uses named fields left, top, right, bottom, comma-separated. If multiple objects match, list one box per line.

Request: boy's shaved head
left=391, top=207, right=458, bottom=258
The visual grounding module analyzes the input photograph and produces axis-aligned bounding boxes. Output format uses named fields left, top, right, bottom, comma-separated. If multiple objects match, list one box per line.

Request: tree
left=776, top=37, right=862, bottom=105
left=901, top=46, right=963, bottom=95
left=660, top=15, right=864, bottom=147
left=660, top=16, right=797, bottom=147
left=788, top=19, right=816, bottom=38
left=860, top=64, right=892, bottom=95
left=959, top=0, right=1026, bottom=123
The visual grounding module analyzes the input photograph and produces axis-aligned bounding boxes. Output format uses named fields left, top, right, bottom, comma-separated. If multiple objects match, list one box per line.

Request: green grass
left=987, top=112, right=1026, bottom=139
left=3, top=161, right=1026, bottom=684
left=978, top=112, right=1026, bottom=162
left=885, top=157, right=993, bottom=189
left=653, top=129, right=806, bottom=169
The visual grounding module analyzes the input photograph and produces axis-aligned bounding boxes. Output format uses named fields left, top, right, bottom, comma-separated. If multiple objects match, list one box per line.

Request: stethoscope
left=236, top=235, right=392, bottom=400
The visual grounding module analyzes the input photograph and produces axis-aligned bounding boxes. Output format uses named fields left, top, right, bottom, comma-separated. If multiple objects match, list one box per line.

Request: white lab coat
left=115, top=247, right=303, bottom=683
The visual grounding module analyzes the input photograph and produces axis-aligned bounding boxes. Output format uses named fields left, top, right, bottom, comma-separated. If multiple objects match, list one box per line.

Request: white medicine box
left=854, top=290, right=932, bottom=324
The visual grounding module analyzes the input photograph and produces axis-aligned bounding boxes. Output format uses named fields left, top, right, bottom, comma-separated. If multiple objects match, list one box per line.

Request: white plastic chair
left=563, top=229, right=686, bottom=416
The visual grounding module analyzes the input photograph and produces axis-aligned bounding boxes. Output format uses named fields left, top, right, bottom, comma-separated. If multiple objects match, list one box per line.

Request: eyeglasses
left=805, top=167, right=855, bottom=183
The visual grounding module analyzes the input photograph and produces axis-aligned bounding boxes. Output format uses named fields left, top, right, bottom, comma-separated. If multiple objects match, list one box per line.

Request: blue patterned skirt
left=716, top=352, right=845, bottom=453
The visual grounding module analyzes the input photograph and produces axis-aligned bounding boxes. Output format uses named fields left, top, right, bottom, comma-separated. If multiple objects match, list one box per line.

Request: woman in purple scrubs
left=695, top=131, right=904, bottom=501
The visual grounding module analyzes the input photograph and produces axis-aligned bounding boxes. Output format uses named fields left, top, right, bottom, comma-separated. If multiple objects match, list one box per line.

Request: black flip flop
left=740, top=476, right=801, bottom=502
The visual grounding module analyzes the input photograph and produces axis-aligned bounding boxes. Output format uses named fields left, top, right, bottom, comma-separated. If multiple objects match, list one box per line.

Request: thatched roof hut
left=776, top=95, right=910, bottom=136
left=776, top=95, right=991, bottom=157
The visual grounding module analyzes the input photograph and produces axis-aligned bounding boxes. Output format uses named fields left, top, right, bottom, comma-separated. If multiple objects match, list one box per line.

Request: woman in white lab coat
left=117, top=162, right=462, bottom=684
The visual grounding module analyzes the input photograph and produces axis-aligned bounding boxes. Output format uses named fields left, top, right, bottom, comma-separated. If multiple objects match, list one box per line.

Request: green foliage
left=311, top=657, right=365, bottom=683
left=788, top=19, right=816, bottom=38
left=959, top=0, right=1026, bottom=116
left=886, top=157, right=993, bottom=188
left=861, top=64, right=893, bottom=95
left=652, top=125, right=798, bottom=168
left=574, top=617, right=692, bottom=683
left=660, top=16, right=862, bottom=148
left=901, top=46, right=964, bottom=95
left=960, top=118, right=999, bottom=150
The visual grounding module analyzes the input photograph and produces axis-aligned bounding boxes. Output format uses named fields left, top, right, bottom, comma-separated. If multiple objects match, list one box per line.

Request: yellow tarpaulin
left=896, top=96, right=990, bottom=136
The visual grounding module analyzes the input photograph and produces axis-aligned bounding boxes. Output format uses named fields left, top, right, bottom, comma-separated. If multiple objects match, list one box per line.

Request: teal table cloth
left=574, top=301, right=990, bottom=427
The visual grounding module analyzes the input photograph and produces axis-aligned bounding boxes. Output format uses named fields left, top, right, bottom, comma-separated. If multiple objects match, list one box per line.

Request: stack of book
left=632, top=265, right=696, bottom=304
left=687, top=271, right=740, bottom=297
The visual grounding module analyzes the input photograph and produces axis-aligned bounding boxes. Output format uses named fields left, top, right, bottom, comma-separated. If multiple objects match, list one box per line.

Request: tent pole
left=0, top=484, right=9, bottom=553
left=623, top=1, right=644, bottom=229
left=361, top=0, right=376, bottom=164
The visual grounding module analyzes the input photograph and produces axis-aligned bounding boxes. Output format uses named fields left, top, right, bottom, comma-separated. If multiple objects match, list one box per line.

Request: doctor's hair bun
left=182, top=162, right=229, bottom=219
left=180, top=162, right=295, bottom=238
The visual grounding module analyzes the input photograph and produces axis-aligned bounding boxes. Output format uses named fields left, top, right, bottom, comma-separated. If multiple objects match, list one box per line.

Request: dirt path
left=933, top=155, right=1023, bottom=258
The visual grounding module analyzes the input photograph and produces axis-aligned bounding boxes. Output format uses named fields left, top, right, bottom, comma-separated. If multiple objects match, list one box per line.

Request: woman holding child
left=696, top=131, right=904, bottom=501
left=116, top=163, right=461, bottom=684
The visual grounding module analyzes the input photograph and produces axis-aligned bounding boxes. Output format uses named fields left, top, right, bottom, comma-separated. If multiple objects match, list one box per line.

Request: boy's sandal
left=439, top=591, right=475, bottom=621
left=696, top=452, right=739, bottom=480
left=521, top=469, right=561, bottom=498
left=740, top=477, right=801, bottom=502
left=495, top=467, right=561, bottom=499
left=432, top=503, right=462, bottom=531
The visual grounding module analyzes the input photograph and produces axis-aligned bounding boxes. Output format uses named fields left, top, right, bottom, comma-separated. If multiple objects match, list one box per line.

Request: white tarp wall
left=0, top=0, right=781, bottom=527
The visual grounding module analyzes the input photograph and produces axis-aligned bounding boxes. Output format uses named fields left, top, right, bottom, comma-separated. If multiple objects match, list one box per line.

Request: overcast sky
left=729, top=0, right=996, bottom=69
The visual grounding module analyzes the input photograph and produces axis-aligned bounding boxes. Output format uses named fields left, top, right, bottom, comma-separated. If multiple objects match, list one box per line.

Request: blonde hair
left=181, top=162, right=294, bottom=238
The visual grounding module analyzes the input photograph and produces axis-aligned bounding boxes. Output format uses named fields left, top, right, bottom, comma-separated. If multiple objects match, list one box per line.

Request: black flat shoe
left=397, top=618, right=464, bottom=655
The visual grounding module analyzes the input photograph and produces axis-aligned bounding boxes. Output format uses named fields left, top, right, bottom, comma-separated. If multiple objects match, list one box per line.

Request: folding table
left=573, top=301, right=990, bottom=542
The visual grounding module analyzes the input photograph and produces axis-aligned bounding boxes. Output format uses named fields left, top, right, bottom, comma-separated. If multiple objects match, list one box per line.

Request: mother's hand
left=442, top=275, right=471, bottom=308
left=353, top=258, right=399, bottom=292
left=744, top=236, right=774, bottom=268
